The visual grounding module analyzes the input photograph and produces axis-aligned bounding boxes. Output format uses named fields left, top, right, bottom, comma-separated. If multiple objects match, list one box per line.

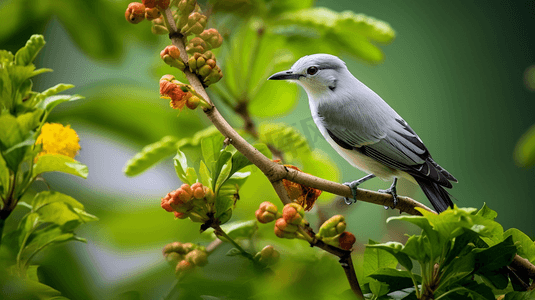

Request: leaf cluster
left=362, top=204, right=535, bottom=299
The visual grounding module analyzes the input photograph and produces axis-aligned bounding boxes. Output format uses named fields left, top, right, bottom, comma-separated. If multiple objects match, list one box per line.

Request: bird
left=268, top=54, right=457, bottom=213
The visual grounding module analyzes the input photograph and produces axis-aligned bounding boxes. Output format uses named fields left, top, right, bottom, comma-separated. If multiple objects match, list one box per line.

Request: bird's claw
left=378, top=187, right=398, bottom=210
left=343, top=181, right=359, bottom=205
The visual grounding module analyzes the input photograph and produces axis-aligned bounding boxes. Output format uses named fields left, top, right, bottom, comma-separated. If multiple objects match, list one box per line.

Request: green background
left=1, top=0, right=534, bottom=299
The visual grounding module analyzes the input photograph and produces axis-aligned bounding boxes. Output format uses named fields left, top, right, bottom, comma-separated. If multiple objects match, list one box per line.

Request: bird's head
left=268, top=54, right=349, bottom=96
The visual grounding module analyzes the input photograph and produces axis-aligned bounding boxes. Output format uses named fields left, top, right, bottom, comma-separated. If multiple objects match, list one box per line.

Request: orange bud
left=145, top=7, right=160, bottom=20
left=125, top=2, right=146, bottom=24
left=339, top=232, right=356, bottom=250
left=192, top=186, right=205, bottom=199
left=160, top=45, right=181, bottom=60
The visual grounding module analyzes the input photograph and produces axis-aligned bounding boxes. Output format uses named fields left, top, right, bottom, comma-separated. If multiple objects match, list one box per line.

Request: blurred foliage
left=0, top=0, right=156, bottom=60
left=514, top=124, right=535, bottom=168
left=0, top=35, right=96, bottom=299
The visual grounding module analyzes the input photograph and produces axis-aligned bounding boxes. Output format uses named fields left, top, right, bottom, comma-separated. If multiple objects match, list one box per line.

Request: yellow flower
left=36, top=123, right=81, bottom=159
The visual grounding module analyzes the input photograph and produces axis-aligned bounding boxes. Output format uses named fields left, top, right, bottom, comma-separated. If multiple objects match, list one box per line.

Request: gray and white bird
left=268, top=54, right=457, bottom=213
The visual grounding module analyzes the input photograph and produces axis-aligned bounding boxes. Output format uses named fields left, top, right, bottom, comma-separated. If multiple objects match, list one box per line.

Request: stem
left=212, top=224, right=255, bottom=261
left=434, top=287, right=465, bottom=300
left=340, top=254, right=364, bottom=300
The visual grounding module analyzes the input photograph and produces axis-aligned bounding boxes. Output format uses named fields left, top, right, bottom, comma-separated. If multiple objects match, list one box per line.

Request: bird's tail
left=414, top=177, right=454, bottom=213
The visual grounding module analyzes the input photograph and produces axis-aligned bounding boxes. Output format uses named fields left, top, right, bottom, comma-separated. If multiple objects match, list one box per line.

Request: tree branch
left=162, top=8, right=535, bottom=293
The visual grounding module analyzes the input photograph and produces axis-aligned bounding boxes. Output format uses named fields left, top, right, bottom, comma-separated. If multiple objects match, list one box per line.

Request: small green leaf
left=439, top=250, right=476, bottom=289
left=185, top=167, right=198, bottom=185
left=26, top=265, right=40, bottom=281
left=0, top=112, right=23, bottom=151
left=0, top=154, right=9, bottom=197
left=201, top=134, right=225, bottom=170
left=369, top=279, right=389, bottom=297
left=214, top=182, right=239, bottom=221
left=173, top=149, right=189, bottom=183
left=36, top=83, right=74, bottom=104
left=218, top=220, right=258, bottom=240
left=229, top=143, right=272, bottom=176
left=212, top=150, right=232, bottom=191
left=504, top=290, right=535, bottom=300
left=176, top=126, right=220, bottom=149
left=476, top=203, right=498, bottom=220
left=226, top=248, right=242, bottom=257
left=368, top=268, right=420, bottom=293
left=400, top=235, right=428, bottom=265
left=33, top=154, right=88, bottom=179
left=199, top=160, right=212, bottom=188
left=42, top=94, right=84, bottom=113
left=503, top=228, right=535, bottom=264
left=16, top=110, right=42, bottom=133
left=124, top=136, right=178, bottom=176
left=366, top=240, right=413, bottom=271
left=14, top=34, right=45, bottom=66
left=258, top=123, right=310, bottom=160
left=31, top=191, right=84, bottom=212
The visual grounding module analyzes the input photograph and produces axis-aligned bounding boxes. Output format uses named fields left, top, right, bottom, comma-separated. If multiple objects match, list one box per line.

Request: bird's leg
left=378, top=178, right=398, bottom=209
left=343, top=174, right=376, bottom=205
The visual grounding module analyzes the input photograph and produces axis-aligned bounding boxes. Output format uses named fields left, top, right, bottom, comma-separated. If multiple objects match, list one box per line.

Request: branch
left=161, top=8, right=535, bottom=291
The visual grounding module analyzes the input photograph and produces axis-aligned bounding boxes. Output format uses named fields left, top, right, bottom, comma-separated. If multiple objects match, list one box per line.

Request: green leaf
left=476, top=203, right=498, bottom=220
left=33, top=154, right=88, bottom=179
left=16, top=110, right=42, bottom=133
left=41, top=94, right=84, bottom=113
left=276, top=8, right=395, bottom=63
left=226, top=248, right=242, bottom=257
left=185, top=167, right=198, bottom=185
left=201, top=134, right=225, bottom=170
left=35, top=83, right=74, bottom=104
left=214, top=182, right=240, bottom=221
left=14, top=35, right=45, bottom=66
left=368, top=268, right=420, bottom=293
left=503, top=228, right=535, bottom=264
left=504, top=290, right=535, bottom=300
left=32, top=191, right=84, bottom=212
left=229, top=143, right=272, bottom=176
left=439, top=250, right=476, bottom=289
left=0, top=112, right=23, bottom=150
left=218, top=220, right=258, bottom=241
left=0, top=153, right=9, bottom=197
left=366, top=240, right=413, bottom=271
left=213, top=150, right=232, bottom=192
left=401, top=235, right=428, bottom=264
left=124, top=136, right=179, bottom=176
left=258, top=123, right=310, bottom=160
left=369, top=279, right=389, bottom=297
left=173, top=149, right=189, bottom=183
left=249, top=75, right=298, bottom=117
left=26, top=265, right=40, bottom=282
left=514, top=124, right=535, bottom=168
left=363, top=240, right=400, bottom=278
left=199, top=160, right=212, bottom=188
left=176, top=125, right=220, bottom=148
left=474, top=235, right=517, bottom=274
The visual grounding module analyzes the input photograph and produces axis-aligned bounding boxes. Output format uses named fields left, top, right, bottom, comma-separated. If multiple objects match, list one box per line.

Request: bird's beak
left=268, top=70, right=303, bottom=80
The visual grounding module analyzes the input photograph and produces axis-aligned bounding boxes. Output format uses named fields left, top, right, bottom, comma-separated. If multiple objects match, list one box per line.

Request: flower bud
left=255, top=201, right=279, bottom=224
left=256, top=245, right=280, bottom=266
left=144, top=0, right=169, bottom=9
left=160, top=45, right=181, bottom=60
left=274, top=223, right=297, bottom=239
left=191, top=182, right=205, bottom=198
left=125, top=2, right=146, bottom=24
left=185, top=249, right=208, bottom=266
left=174, top=211, right=188, bottom=219
left=204, top=187, right=215, bottom=204
left=186, top=37, right=207, bottom=55
left=165, top=252, right=182, bottom=265
left=177, top=0, right=196, bottom=15
left=198, top=65, right=212, bottom=77
left=282, top=203, right=305, bottom=225
left=181, top=12, right=207, bottom=36
left=175, top=260, right=194, bottom=275
left=339, top=231, right=356, bottom=250
left=186, top=96, right=201, bottom=110
left=145, top=7, right=161, bottom=20
left=199, top=28, right=223, bottom=49
left=318, top=215, right=346, bottom=238
left=275, top=218, right=298, bottom=234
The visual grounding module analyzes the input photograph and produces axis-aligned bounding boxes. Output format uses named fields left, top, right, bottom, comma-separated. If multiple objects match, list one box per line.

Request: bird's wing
left=320, top=103, right=456, bottom=187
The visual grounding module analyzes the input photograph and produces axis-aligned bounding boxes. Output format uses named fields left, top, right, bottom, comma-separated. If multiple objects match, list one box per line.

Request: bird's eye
left=307, top=66, right=318, bottom=75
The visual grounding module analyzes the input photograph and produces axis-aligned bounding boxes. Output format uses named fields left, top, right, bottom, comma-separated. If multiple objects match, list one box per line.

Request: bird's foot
left=343, top=181, right=359, bottom=205
left=378, top=178, right=398, bottom=210
left=343, top=174, right=376, bottom=205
